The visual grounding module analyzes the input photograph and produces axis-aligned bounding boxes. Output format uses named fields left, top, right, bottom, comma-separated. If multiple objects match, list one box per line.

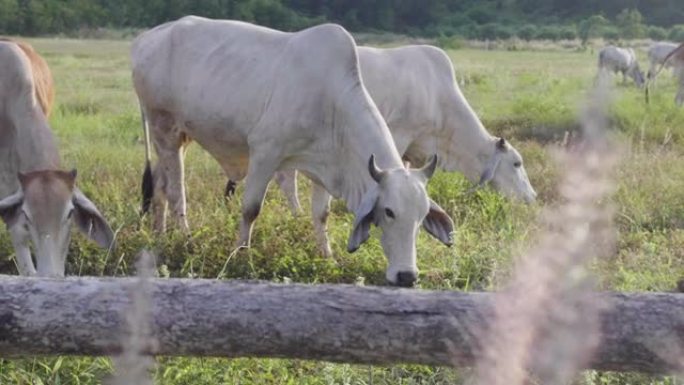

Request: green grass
left=1, top=38, right=683, bottom=384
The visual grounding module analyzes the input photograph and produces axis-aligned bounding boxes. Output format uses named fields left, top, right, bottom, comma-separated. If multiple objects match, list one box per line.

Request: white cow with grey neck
left=647, top=42, right=678, bottom=80
left=238, top=45, right=536, bottom=257
left=0, top=39, right=114, bottom=276
left=597, top=45, right=645, bottom=87
left=132, top=17, right=454, bottom=287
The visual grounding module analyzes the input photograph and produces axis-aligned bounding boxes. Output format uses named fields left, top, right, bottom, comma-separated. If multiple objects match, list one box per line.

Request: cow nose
left=395, top=271, right=417, bottom=288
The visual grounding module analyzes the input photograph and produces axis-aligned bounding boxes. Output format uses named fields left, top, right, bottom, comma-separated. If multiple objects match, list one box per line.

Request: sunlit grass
left=0, top=38, right=682, bottom=384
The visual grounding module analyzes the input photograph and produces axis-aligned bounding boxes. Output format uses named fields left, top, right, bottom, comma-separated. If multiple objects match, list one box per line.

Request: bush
left=536, top=26, right=562, bottom=40
left=648, top=26, right=668, bottom=40
left=517, top=24, right=537, bottom=41
left=559, top=25, right=577, bottom=40
left=669, top=25, right=684, bottom=42
left=435, top=34, right=465, bottom=50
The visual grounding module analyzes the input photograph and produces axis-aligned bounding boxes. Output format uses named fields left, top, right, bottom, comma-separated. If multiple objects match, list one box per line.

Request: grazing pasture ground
left=1, top=38, right=683, bottom=384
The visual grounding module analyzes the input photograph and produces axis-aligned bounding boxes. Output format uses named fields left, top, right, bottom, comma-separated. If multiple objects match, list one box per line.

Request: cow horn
left=368, top=154, right=385, bottom=183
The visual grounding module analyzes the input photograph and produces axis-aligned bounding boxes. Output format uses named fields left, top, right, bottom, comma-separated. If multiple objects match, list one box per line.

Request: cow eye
left=385, top=208, right=395, bottom=219
left=513, top=161, right=522, bottom=168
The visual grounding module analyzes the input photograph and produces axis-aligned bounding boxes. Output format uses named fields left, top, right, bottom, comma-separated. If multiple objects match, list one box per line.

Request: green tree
left=615, top=8, right=645, bottom=39
left=0, top=0, right=21, bottom=33
left=517, top=24, right=537, bottom=41
left=578, top=14, right=609, bottom=45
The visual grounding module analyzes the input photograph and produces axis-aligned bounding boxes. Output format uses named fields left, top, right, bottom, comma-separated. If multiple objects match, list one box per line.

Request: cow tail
left=140, top=103, right=154, bottom=216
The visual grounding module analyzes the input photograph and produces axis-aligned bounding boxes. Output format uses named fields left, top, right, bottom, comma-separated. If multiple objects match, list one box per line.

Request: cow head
left=475, top=138, right=536, bottom=203
left=0, top=170, right=114, bottom=277
left=347, top=155, right=454, bottom=287
left=629, top=65, right=646, bottom=88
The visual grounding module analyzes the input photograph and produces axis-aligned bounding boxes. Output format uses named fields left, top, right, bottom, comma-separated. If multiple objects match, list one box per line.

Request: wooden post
left=0, top=276, right=682, bottom=373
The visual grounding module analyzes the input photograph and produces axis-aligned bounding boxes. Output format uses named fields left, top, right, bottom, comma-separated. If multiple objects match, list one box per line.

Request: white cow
left=131, top=16, right=454, bottom=287
left=0, top=39, right=114, bottom=276
left=259, top=45, right=537, bottom=257
left=647, top=42, right=678, bottom=80
left=597, top=45, right=645, bottom=87
left=649, top=42, right=684, bottom=106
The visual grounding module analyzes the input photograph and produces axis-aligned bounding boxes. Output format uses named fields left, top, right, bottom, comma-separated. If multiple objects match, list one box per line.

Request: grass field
left=0, top=37, right=683, bottom=384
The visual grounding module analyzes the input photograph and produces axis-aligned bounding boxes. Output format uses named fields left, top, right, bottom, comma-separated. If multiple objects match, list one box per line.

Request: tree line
left=1, top=0, right=683, bottom=41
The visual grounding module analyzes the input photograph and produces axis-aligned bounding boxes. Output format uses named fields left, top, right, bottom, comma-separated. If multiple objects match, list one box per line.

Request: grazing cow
left=259, top=45, right=537, bottom=257
left=132, top=16, right=454, bottom=286
left=648, top=42, right=684, bottom=106
left=597, top=45, right=645, bottom=87
left=647, top=42, right=678, bottom=80
left=0, top=39, right=114, bottom=277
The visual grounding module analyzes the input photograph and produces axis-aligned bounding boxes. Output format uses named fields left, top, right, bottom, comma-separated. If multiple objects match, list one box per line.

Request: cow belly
left=182, top=121, right=250, bottom=181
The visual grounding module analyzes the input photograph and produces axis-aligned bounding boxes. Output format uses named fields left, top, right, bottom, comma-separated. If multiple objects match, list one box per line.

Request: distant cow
left=647, top=41, right=678, bottom=80
left=648, top=42, right=684, bottom=106
left=131, top=17, right=454, bottom=287
left=254, top=45, right=537, bottom=257
left=598, top=45, right=645, bottom=87
left=0, top=39, right=114, bottom=277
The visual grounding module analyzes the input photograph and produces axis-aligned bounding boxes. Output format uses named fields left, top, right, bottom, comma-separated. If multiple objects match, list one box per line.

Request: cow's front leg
left=274, top=169, right=301, bottom=216
left=311, top=182, right=332, bottom=258
left=237, top=154, right=279, bottom=248
left=675, top=70, right=684, bottom=107
left=10, top=230, right=36, bottom=276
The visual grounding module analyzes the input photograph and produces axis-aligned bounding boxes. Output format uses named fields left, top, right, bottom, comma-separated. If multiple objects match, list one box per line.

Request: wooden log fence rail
left=0, top=276, right=682, bottom=374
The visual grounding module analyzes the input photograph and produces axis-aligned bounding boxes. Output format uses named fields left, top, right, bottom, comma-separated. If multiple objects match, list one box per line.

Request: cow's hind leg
left=148, top=111, right=190, bottom=233
left=274, top=170, right=301, bottom=216
left=237, top=151, right=280, bottom=248
left=311, top=182, right=332, bottom=258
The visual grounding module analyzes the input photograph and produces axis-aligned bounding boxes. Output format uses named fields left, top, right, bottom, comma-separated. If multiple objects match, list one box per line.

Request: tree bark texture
left=0, top=275, right=682, bottom=373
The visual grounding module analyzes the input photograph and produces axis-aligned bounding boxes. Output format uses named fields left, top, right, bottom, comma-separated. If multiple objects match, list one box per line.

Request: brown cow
left=0, top=39, right=113, bottom=277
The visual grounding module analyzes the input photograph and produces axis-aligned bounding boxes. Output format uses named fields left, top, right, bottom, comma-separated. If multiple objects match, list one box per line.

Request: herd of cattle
left=598, top=41, right=684, bottom=105
left=0, top=16, right=682, bottom=286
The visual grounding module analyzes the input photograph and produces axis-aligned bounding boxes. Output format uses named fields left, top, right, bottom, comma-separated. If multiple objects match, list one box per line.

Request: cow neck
left=437, top=88, right=494, bottom=184
left=323, top=84, right=404, bottom=212
left=13, top=109, right=61, bottom=172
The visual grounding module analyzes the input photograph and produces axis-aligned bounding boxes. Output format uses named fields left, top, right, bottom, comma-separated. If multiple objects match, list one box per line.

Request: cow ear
left=496, top=137, right=507, bottom=151
left=347, top=185, right=379, bottom=253
left=423, top=199, right=454, bottom=246
left=0, top=190, right=24, bottom=227
left=72, top=189, right=115, bottom=249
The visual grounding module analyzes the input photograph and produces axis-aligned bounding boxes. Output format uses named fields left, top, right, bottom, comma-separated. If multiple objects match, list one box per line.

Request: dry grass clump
left=474, top=79, right=619, bottom=384
left=106, top=251, right=157, bottom=385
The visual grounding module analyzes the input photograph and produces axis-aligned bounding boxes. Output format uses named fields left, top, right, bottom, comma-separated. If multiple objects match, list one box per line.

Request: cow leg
left=10, top=231, right=36, bottom=276
left=151, top=163, right=168, bottom=233
left=149, top=112, right=189, bottom=233
left=311, top=182, right=332, bottom=258
left=237, top=153, right=279, bottom=248
left=274, top=170, right=301, bottom=216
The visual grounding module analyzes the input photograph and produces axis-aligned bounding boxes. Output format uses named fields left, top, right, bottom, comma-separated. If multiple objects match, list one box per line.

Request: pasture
left=1, top=37, right=683, bottom=384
